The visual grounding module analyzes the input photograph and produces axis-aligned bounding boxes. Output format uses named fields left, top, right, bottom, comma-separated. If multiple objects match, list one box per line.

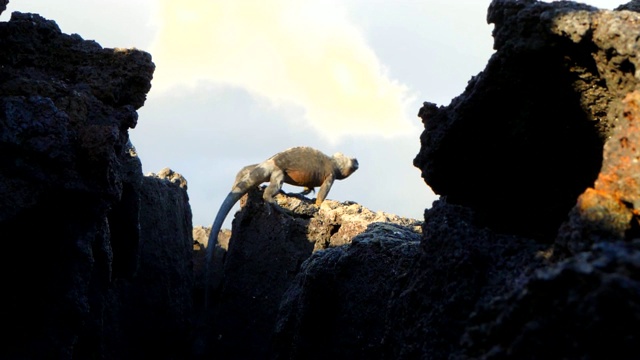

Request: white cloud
left=148, top=0, right=416, bottom=140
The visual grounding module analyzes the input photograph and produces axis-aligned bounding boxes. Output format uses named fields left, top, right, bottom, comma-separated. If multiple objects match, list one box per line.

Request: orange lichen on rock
left=557, top=91, right=640, bottom=253
left=575, top=188, right=632, bottom=235
left=597, top=92, right=640, bottom=201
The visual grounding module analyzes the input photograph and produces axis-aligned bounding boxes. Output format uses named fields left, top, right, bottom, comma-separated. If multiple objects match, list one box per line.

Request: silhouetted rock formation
left=416, top=1, right=607, bottom=239
left=275, top=1, right=640, bottom=359
left=196, top=189, right=422, bottom=359
left=4, top=1, right=640, bottom=359
left=0, top=10, right=193, bottom=359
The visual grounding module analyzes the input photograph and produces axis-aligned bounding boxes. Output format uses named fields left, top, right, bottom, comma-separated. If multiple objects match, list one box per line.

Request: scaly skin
left=205, top=146, right=359, bottom=266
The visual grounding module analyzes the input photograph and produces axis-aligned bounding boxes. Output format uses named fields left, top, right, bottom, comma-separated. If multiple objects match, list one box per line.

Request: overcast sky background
left=1, top=0, right=627, bottom=229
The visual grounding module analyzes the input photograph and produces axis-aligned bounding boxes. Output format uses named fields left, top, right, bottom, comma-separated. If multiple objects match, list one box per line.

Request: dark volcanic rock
left=617, top=0, right=640, bottom=11
left=114, top=169, right=194, bottom=359
left=558, top=91, right=640, bottom=254
left=272, top=222, right=422, bottom=359
left=197, top=188, right=422, bottom=359
left=0, top=11, right=194, bottom=359
left=0, top=0, right=7, bottom=16
left=412, top=0, right=640, bottom=239
left=5, top=1, right=640, bottom=359
left=459, top=240, right=640, bottom=359
left=266, top=200, right=546, bottom=360
left=373, top=200, right=548, bottom=359
left=272, top=1, right=640, bottom=359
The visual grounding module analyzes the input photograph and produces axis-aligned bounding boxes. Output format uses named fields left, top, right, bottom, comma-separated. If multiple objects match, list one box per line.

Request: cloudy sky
left=1, top=0, right=627, bottom=229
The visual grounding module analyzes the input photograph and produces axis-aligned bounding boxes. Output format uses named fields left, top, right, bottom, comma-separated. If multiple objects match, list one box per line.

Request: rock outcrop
left=4, top=0, right=640, bottom=359
left=273, top=1, right=640, bottom=359
left=0, top=10, right=193, bottom=359
left=195, top=189, right=422, bottom=359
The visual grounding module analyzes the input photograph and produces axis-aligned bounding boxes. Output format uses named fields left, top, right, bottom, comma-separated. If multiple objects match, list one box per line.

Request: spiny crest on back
left=332, top=152, right=359, bottom=179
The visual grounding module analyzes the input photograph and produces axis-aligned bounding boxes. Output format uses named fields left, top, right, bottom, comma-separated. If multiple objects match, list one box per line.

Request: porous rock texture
left=5, top=0, right=640, bottom=359
left=274, top=0, right=640, bottom=359
left=195, top=189, right=423, bottom=359
left=0, top=10, right=194, bottom=359
left=404, top=0, right=640, bottom=358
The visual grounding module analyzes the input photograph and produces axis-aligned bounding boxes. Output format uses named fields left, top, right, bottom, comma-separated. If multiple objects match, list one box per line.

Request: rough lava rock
left=273, top=221, right=422, bottom=359
left=458, top=240, right=640, bottom=359
left=273, top=1, right=640, bottom=359
left=196, top=188, right=423, bottom=359
left=0, top=10, right=193, bottom=359
left=557, top=91, right=640, bottom=254
left=413, top=0, right=640, bottom=239
left=5, top=1, right=640, bottom=360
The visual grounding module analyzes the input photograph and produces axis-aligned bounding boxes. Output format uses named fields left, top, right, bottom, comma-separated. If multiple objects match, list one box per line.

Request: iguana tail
left=206, top=191, right=243, bottom=264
